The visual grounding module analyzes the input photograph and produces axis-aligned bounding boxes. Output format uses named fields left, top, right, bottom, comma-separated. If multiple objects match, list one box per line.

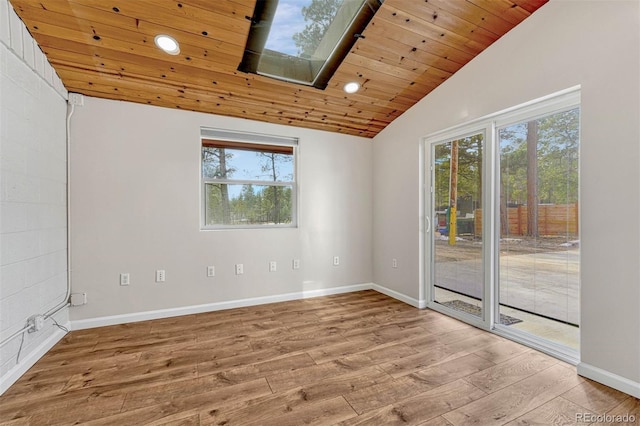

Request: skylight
left=239, top=0, right=382, bottom=90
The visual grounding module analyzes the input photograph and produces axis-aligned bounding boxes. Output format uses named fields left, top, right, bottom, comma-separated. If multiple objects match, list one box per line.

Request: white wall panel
left=0, top=0, right=9, bottom=46
left=7, top=5, right=21, bottom=57
left=0, top=0, right=68, bottom=394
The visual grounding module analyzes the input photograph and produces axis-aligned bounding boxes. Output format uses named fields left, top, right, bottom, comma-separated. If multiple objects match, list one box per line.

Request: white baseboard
left=577, top=362, right=640, bottom=398
left=0, top=323, right=69, bottom=396
left=372, top=283, right=426, bottom=308
left=72, top=283, right=425, bottom=331
left=72, top=283, right=374, bottom=330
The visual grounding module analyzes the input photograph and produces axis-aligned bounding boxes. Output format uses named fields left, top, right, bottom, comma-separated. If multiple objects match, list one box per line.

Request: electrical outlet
left=292, top=259, right=300, bottom=270
left=235, top=264, right=244, bottom=275
left=392, top=258, right=398, bottom=268
left=207, top=266, right=215, bottom=277
left=156, top=270, right=165, bottom=282
left=70, top=292, right=87, bottom=306
left=27, top=315, right=45, bottom=333
left=333, top=256, right=340, bottom=266
left=269, top=261, right=277, bottom=272
left=35, top=315, right=44, bottom=331
left=120, top=273, right=130, bottom=286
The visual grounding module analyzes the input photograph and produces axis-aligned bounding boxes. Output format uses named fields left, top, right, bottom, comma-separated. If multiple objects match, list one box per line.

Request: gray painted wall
left=69, top=97, right=373, bottom=321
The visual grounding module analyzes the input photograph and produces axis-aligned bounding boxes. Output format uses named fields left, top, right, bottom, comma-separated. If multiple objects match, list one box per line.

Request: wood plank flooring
left=0, top=290, right=637, bottom=425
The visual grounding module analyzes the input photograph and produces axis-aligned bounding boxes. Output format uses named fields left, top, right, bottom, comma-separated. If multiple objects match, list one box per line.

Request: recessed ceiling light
left=343, top=82, right=360, bottom=94
left=154, top=35, right=180, bottom=55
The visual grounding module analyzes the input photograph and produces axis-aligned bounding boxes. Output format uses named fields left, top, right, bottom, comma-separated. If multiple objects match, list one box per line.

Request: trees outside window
left=202, top=139, right=295, bottom=228
left=499, top=108, right=580, bottom=237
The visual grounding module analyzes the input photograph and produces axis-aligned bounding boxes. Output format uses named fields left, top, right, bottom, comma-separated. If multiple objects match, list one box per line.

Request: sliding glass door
left=426, top=89, right=580, bottom=359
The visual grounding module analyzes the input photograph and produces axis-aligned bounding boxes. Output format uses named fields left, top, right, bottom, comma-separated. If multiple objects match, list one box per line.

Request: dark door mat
left=439, top=300, right=523, bottom=326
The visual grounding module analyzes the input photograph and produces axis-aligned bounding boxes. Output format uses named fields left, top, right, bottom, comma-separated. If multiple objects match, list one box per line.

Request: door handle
left=426, top=215, right=431, bottom=233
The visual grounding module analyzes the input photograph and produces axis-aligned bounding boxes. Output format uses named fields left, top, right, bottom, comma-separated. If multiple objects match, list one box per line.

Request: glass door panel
left=498, top=107, right=580, bottom=349
left=432, top=133, right=484, bottom=319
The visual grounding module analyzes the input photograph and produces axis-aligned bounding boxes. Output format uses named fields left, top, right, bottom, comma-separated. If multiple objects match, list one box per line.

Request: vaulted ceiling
left=10, top=0, right=547, bottom=138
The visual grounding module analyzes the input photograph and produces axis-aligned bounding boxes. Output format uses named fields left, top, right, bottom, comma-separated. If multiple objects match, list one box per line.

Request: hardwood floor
left=1, top=290, right=637, bottom=425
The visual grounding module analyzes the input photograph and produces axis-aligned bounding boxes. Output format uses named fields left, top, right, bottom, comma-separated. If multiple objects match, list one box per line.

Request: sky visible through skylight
left=264, top=0, right=312, bottom=56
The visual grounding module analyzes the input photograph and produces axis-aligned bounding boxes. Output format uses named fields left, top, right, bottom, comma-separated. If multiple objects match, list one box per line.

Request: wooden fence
left=474, top=203, right=579, bottom=237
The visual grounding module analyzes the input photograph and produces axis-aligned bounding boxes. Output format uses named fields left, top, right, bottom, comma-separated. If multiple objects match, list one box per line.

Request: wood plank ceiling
left=9, top=0, right=547, bottom=138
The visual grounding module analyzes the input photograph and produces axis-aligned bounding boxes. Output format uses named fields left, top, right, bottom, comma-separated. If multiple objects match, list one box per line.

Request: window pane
left=265, top=0, right=347, bottom=59
left=498, top=107, right=580, bottom=349
left=202, top=147, right=293, bottom=182
left=204, top=183, right=293, bottom=226
left=433, top=134, right=484, bottom=318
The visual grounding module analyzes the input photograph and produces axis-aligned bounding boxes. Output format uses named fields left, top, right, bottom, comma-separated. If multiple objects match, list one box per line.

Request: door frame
left=423, top=121, right=495, bottom=332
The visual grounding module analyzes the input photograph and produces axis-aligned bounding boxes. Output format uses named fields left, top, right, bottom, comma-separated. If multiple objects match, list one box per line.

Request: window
left=238, top=0, right=382, bottom=89
left=201, top=129, right=297, bottom=229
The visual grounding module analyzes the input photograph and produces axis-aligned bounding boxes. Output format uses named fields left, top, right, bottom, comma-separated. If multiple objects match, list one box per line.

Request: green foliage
left=203, top=148, right=294, bottom=226
left=433, top=107, right=579, bottom=235
left=434, top=144, right=450, bottom=210
left=205, top=183, right=293, bottom=226
left=434, top=135, right=483, bottom=213
left=257, top=152, right=294, bottom=181
left=222, top=185, right=292, bottom=225
left=500, top=108, right=579, bottom=205
left=292, top=0, right=342, bottom=57
left=204, top=183, right=223, bottom=225
left=202, top=147, right=235, bottom=179
left=500, top=123, right=528, bottom=205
